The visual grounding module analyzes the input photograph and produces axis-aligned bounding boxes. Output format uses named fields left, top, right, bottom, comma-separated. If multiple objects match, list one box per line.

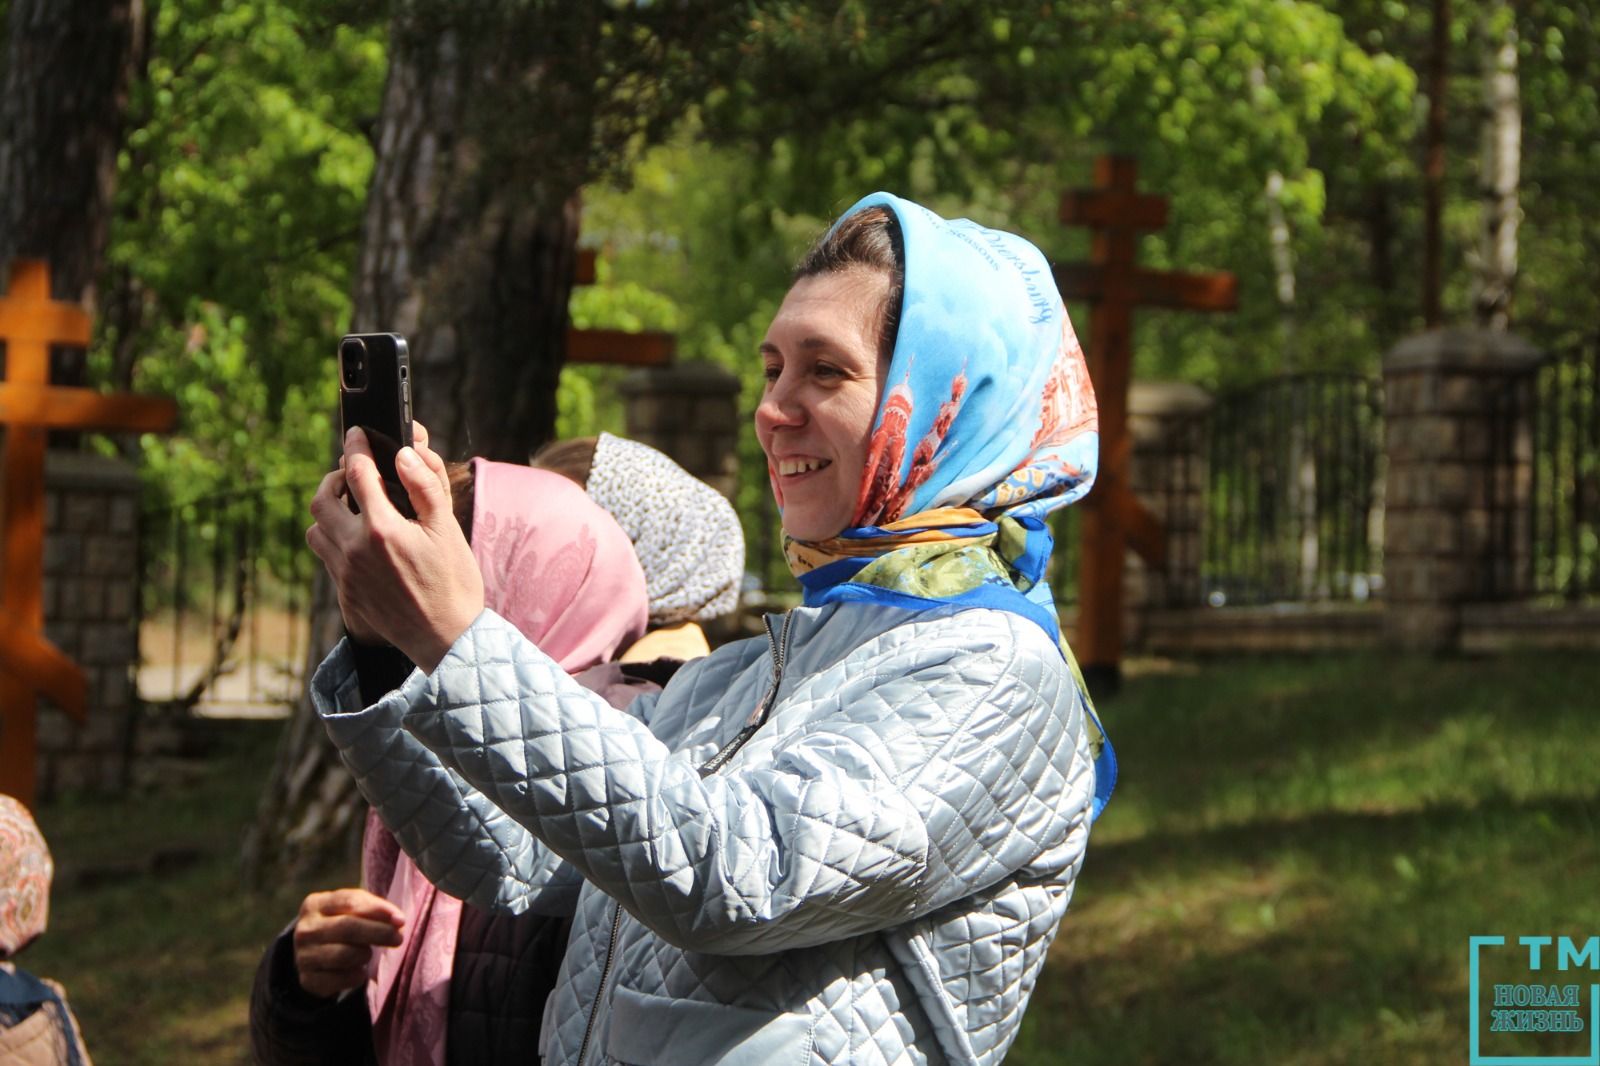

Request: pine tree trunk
left=1472, top=0, right=1520, bottom=332
left=0, top=0, right=145, bottom=306
left=242, top=18, right=583, bottom=885
left=0, top=0, right=144, bottom=430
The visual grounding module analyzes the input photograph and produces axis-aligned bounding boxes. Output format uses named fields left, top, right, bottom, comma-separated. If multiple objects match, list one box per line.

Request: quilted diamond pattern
left=314, top=602, right=1095, bottom=1065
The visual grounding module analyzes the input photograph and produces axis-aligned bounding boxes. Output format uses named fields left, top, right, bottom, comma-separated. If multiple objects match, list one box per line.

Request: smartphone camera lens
left=340, top=337, right=369, bottom=391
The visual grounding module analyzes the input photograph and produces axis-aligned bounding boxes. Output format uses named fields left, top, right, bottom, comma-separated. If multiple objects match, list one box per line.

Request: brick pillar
left=1382, top=328, right=1540, bottom=652
left=619, top=361, right=742, bottom=499
left=38, top=451, right=142, bottom=798
left=1124, top=382, right=1212, bottom=645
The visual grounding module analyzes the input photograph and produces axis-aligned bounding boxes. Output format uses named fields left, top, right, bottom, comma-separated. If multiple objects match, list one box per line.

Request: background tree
left=243, top=0, right=753, bottom=880
left=0, top=0, right=146, bottom=402
left=62, top=0, right=1589, bottom=879
left=1472, top=0, right=1520, bottom=331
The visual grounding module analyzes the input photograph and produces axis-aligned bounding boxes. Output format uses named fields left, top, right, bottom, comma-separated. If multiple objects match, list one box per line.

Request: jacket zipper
left=574, top=611, right=794, bottom=1066
left=700, top=612, right=793, bottom=776
left=575, top=901, right=623, bottom=1066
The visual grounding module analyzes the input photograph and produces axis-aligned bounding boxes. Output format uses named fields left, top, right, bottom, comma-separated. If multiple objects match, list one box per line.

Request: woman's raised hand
left=307, top=420, right=485, bottom=673
left=292, top=888, right=406, bottom=1000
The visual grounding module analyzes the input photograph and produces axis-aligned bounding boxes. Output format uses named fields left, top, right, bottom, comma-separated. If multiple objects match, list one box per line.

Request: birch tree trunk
left=1472, top=0, right=1520, bottom=332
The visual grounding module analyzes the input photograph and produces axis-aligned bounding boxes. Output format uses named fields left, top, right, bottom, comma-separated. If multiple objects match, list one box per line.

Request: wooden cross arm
left=1059, top=188, right=1169, bottom=231
left=0, top=304, right=92, bottom=348
left=565, top=327, right=675, bottom=367
left=1053, top=263, right=1239, bottom=313
left=0, top=622, right=87, bottom=723
left=1089, top=480, right=1168, bottom=569
left=1, top=260, right=92, bottom=347
left=0, top=384, right=179, bottom=433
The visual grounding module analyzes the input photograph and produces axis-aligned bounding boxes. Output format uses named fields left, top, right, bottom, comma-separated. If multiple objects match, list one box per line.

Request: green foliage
left=91, top=0, right=385, bottom=523
left=81, top=0, right=1599, bottom=575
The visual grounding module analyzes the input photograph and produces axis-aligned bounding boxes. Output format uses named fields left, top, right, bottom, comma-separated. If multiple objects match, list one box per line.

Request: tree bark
left=346, top=27, right=582, bottom=462
left=1248, top=66, right=1296, bottom=368
left=0, top=0, right=145, bottom=308
left=243, top=17, right=584, bottom=884
left=1472, top=0, right=1520, bottom=332
left=1364, top=180, right=1407, bottom=346
left=0, top=0, right=145, bottom=453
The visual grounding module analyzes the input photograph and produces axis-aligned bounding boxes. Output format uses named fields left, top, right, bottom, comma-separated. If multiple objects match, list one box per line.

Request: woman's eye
left=814, top=363, right=842, bottom=379
left=762, top=365, right=781, bottom=383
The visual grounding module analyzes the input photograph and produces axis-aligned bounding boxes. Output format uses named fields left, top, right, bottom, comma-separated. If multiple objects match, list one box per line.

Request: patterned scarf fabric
left=783, top=192, right=1115, bottom=819
left=366, top=463, right=649, bottom=1066
left=0, top=797, right=50, bottom=960
left=587, top=433, right=744, bottom=627
left=0, top=798, right=83, bottom=1066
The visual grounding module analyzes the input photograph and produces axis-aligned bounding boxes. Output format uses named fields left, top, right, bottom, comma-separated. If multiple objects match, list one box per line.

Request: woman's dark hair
left=530, top=436, right=598, bottom=489
left=447, top=460, right=475, bottom=541
left=794, top=205, right=905, bottom=365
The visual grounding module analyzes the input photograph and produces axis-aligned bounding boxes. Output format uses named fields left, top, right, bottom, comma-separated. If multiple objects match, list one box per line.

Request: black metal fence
left=1487, top=334, right=1600, bottom=602
left=1186, top=374, right=1386, bottom=607
left=137, top=484, right=318, bottom=715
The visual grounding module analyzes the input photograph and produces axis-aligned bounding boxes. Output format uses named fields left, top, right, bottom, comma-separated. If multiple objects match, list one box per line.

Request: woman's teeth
left=779, top=458, right=830, bottom=476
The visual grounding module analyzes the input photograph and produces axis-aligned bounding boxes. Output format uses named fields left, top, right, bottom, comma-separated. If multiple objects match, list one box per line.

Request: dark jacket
left=249, top=907, right=571, bottom=1066
left=250, top=643, right=669, bottom=1066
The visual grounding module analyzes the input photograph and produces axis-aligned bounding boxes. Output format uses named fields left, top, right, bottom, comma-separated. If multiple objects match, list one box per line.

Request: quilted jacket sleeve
left=386, top=608, right=1087, bottom=955
left=311, top=640, right=657, bottom=915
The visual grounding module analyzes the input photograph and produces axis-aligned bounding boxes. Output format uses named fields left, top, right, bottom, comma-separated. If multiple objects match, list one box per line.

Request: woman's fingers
left=308, top=467, right=352, bottom=528
left=298, top=886, right=407, bottom=928
left=411, top=420, right=430, bottom=451
left=304, top=425, right=484, bottom=671
left=292, top=888, right=406, bottom=999
left=413, top=435, right=452, bottom=503
left=307, top=470, right=358, bottom=576
left=343, top=429, right=400, bottom=525
left=395, top=446, right=450, bottom=530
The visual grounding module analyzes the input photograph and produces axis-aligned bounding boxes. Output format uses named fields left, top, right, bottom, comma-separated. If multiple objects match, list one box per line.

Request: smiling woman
left=305, top=192, right=1109, bottom=1066
left=756, top=265, right=891, bottom=541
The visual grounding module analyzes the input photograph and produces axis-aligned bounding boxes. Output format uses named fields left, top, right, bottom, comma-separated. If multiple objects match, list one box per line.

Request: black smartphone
left=338, top=332, right=416, bottom=519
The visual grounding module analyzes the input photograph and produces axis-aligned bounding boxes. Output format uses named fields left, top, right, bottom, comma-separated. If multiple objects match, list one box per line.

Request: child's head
left=0, top=796, right=52, bottom=960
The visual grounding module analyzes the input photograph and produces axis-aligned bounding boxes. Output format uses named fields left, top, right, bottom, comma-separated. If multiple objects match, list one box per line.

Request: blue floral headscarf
left=784, top=192, right=1115, bottom=819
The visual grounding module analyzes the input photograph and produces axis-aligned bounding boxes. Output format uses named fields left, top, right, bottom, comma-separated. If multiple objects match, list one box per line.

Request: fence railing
left=137, top=484, right=318, bottom=715
left=1184, top=374, right=1386, bottom=608
left=1487, top=333, right=1600, bottom=602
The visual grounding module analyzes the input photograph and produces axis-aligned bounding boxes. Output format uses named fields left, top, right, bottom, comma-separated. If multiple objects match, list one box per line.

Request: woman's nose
left=755, top=376, right=805, bottom=432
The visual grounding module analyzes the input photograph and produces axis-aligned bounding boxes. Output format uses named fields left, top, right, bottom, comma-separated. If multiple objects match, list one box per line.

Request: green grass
left=1009, top=653, right=1600, bottom=1066
left=24, top=721, right=356, bottom=1066
left=15, top=653, right=1600, bottom=1064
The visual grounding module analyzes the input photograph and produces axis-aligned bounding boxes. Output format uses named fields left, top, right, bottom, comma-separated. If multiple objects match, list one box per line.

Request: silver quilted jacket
left=313, top=600, right=1095, bottom=1066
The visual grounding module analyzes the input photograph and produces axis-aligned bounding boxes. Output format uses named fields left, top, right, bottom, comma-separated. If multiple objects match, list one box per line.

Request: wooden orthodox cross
left=564, top=249, right=676, bottom=368
left=0, top=260, right=178, bottom=805
left=1054, top=156, right=1237, bottom=692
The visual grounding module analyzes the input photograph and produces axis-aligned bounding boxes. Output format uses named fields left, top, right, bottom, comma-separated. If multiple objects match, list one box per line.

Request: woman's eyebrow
left=760, top=337, right=836, bottom=355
